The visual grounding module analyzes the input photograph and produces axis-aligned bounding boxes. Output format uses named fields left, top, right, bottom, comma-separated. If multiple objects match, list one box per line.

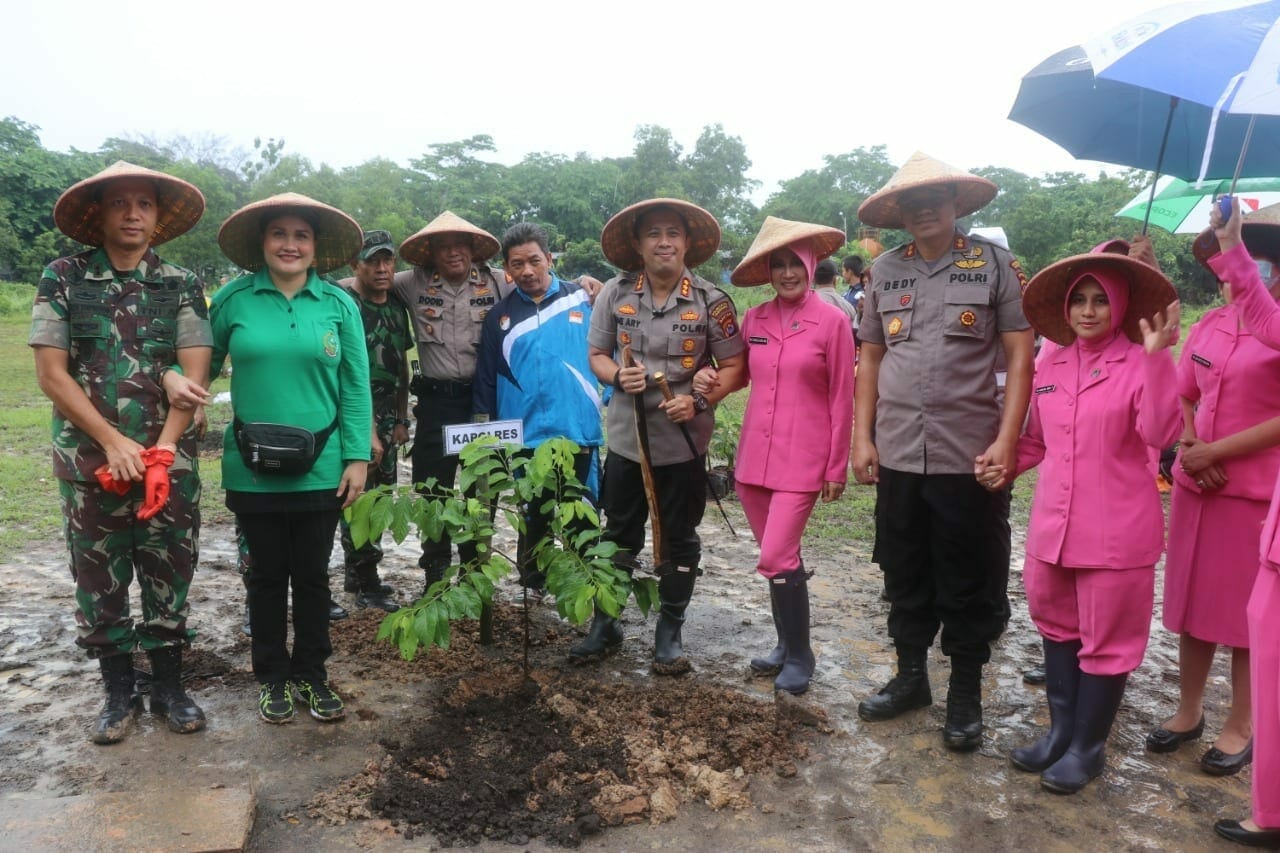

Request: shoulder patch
left=1010, top=258, right=1029, bottom=291
left=709, top=297, right=738, bottom=339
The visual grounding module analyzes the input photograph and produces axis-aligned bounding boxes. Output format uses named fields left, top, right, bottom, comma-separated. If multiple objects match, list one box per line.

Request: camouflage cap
left=358, top=230, right=396, bottom=261
left=54, top=161, right=206, bottom=247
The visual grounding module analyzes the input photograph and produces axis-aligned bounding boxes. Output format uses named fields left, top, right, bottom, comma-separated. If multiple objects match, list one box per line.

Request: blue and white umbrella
left=1082, top=0, right=1280, bottom=183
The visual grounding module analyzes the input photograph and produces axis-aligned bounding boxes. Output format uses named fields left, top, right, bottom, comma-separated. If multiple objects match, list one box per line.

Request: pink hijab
left=1065, top=265, right=1130, bottom=351
left=771, top=242, right=817, bottom=284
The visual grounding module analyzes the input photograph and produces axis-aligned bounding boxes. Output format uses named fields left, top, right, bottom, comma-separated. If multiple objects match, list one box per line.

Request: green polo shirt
left=211, top=269, right=372, bottom=493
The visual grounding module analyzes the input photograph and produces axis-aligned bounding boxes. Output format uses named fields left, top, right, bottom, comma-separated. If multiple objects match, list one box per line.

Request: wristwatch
left=396, top=417, right=412, bottom=428
left=692, top=392, right=710, bottom=413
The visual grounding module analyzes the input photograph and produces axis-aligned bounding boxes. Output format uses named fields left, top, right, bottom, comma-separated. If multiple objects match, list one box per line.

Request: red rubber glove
left=137, top=447, right=175, bottom=521
left=93, top=465, right=132, bottom=495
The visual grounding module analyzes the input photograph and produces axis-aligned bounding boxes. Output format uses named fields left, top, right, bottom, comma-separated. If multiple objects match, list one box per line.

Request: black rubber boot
left=1011, top=639, right=1082, bottom=772
left=421, top=559, right=448, bottom=598
left=343, top=565, right=360, bottom=593
left=749, top=581, right=785, bottom=676
left=772, top=571, right=815, bottom=695
left=858, top=645, right=932, bottom=721
left=92, top=653, right=141, bottom=745
left=943, top=655, right=986, bottom=751
left=1041, top=672, right=1128, bottom=793
left=568, top=608, right=624, bottom=661
left=354, top=566, right=398, bottom=612
left=147, top=646, right=206, bottom=734
left=653, top=567, right=697, bottom=675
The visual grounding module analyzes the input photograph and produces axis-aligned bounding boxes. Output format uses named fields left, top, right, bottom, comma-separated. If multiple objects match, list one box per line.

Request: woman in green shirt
left=212, top=193, right=370, bottom=724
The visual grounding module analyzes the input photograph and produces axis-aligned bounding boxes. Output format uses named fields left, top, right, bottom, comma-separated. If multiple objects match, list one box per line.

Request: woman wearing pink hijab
left=698, top=216, right=854, bottom=695
left=978, top=246, right=1180, bottom=794
left=1199, top=198, right=1280, bottom=849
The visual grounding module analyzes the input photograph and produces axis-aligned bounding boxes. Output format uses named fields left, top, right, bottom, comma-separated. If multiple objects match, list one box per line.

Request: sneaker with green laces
left=258, top=681, right=294, bottom=724
left=293, top=679, right=345, bottom=722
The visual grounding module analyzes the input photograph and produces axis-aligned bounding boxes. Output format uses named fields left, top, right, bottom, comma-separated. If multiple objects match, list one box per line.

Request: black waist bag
left=234, top=416, right=339, bottom=475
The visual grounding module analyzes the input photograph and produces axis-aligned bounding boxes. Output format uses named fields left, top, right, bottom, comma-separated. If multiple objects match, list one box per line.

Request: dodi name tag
left=442, top=419, right=525, bottom=454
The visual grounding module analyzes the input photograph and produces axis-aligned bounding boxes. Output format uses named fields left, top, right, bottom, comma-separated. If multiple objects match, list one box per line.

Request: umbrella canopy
left=1083, top=0, right=1280, bottom=117
left=1009, top=45, right=1280, bottom=181
left=1117, top=175, right=1280, bottom=233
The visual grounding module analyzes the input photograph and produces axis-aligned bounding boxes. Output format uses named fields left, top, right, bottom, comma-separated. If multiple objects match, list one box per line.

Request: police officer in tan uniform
left=392, top=212, right=507, bottom=590
left=852, top=153, right=1034, bottom=750
left=580, top=198, right=746, bottom=672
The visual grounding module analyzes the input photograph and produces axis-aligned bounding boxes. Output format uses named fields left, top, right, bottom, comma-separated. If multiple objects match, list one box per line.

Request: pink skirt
left=1162, top=484, right=1266, bottom=648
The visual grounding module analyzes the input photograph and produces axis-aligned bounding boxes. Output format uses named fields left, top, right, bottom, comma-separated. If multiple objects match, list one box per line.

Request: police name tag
left=442, top=419, right=524, bottom=454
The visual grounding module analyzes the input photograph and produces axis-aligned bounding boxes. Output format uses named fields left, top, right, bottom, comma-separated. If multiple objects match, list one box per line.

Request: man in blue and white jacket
left=474, top=222, right=603, bottom=594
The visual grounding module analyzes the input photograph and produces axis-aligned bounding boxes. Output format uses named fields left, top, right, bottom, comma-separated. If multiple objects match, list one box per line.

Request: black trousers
left=411, top=389, right=476, bottom=569
left=516, top=449, right=596, bottom=589
left=874, top=467, right=1010, bottom=662
left=600, top=452, right=706, bottom=570
left=239, top=507, right=340, bottom=684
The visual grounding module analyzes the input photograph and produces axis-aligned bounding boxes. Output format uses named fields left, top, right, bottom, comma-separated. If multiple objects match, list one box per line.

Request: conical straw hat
left=1022, top=251, right=1176, bottom=346
left=218, top=193, right=362, bottom=274
left=857, top=151, right=997, bottom=229
left=730, top=217, right=846, bottom=286
left=1193, top=200, right=1280, bottom=278
left=600, top=198, right=721, bottom=271
left=398, top=211, right=500, bottom=267
left=54, top=160, right=205, bottom=247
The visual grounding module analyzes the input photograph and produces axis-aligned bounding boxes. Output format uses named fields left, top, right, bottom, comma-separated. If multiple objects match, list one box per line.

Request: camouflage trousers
left=59, top=468, right=200, bottom=657
left=338, top=436, right=400, bottom=571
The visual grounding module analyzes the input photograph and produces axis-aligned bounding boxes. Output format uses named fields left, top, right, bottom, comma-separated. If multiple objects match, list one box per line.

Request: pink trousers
left=736, top=482, right=819, bottom=579
left=1248, top=567, right=1280, bottom=827
left=1024, top=556, right=1154, bottom=675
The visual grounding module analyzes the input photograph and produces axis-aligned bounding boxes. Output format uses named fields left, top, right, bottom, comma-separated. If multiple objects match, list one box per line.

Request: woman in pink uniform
left=978, top=247, right=1180, bottom=794
left=701, top=216, right=854, bottom=695
left=1147, top=207, right=1280, bottom=780
left=1202, top=199, right=1280, bottom=849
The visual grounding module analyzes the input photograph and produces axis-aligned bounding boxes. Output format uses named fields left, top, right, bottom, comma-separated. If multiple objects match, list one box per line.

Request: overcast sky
left=9, top=0, right=1170, bottom=203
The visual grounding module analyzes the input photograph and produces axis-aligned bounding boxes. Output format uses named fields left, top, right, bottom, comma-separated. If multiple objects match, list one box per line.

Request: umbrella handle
left=1143, top=96, right=1180, bottom=236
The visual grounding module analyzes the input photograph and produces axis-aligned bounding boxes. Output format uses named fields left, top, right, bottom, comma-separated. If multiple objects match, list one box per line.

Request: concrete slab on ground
left=0, top=785, right=254, bottom=852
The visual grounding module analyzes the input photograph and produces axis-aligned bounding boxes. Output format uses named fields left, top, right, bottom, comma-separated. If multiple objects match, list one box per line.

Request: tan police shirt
left=859, top=231, right=1029, bottom=475
left=588, top=269, right=744, bottom=466
left=392, top=264, right=511, bottom=382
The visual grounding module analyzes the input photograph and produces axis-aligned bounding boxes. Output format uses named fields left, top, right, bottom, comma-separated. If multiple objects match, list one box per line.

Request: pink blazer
left=1214, top=242, right=1280, bottom=570
left=1015, top=334, right=1180, bottom=568
left=735, top=293, right=855, bottom=492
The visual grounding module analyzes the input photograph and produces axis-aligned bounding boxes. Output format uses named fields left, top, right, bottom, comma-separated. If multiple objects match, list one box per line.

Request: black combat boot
left=943, top=655, right=986, bottom=751
left=749, top=581, right=785, bottom=676
left=858, top=644, right=932, bottom=721
left=347, top=563, right=393, bottom=595
left=772, top=571, right=815, bottom=695
left=653, top=567, right=697, bottom=675
left=354, top=565, right=399, bottom=612
left=568, top=608, right=624, bottom=660
left=147, top=646, right=207, bottom=734
left=1040, top=672, right=1129, bottom=793
left=1011, top=639, right=1082, bottom=772
left=421, top=559, right=448, bottom=598
left=92, top=653, right=142, bottom=745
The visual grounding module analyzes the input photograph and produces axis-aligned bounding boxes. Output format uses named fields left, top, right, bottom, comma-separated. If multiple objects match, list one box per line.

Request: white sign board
left=442, top=419, right=525, bottom=455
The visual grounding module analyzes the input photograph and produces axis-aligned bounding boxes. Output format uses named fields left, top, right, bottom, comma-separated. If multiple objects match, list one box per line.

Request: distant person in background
left=30, top=161, right=212, bottom=744
left=812, top=258, right=858, bottom=335
left=842, top=255, right=867, bottom=346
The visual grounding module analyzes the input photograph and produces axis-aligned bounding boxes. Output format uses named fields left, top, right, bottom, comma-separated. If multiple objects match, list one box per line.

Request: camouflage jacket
left=29, top=247, right=212, bottom=481
left=339, top=281, right=413, bottom=433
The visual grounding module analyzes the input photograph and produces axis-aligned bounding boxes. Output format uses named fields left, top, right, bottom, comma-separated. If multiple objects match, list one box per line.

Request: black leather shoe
left=328, top=599, right=349, bottom=621
left=1022, top=664, right=1047, bottom=686
left=1145, top=716, right=1205, bottom=753
left=1214, top=819, right=1280, bottom=848
left=1201, top=740, right=1253, bottom=777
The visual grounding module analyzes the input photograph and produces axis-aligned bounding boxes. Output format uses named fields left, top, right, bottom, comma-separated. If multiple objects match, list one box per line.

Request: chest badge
left=569, top=310, right=584, bottom=324
left=424, top=322, right=435, bottom=336
left=681, top=310, right=700, bottom=321
left=499, top=315, right=510, bottom=331
left=888, top=317, right=904, bottom=336
left=682, top=338, right=696, bottom=352
left=959, top=310, right=977, bottom=327
left=899, top=294, right=912, bottom=307
left=619, top=331, right=632, bottom=346
left=323, top=329, right=338, bottom=358
left=618, top=303, right=637, bottom=316
left=954, top=246, right=987, bottom=270
left=681, top=356, right=696, bottom=369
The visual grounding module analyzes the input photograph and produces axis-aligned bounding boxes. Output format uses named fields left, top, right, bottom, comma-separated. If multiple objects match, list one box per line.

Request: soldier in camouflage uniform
left=337, top=230, right=413, bottom=611
left=28, top=161, right=213, bottom=744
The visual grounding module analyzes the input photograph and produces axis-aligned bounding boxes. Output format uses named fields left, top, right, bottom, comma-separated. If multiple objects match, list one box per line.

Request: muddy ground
left=0, top=476, right=1253, bottom=851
